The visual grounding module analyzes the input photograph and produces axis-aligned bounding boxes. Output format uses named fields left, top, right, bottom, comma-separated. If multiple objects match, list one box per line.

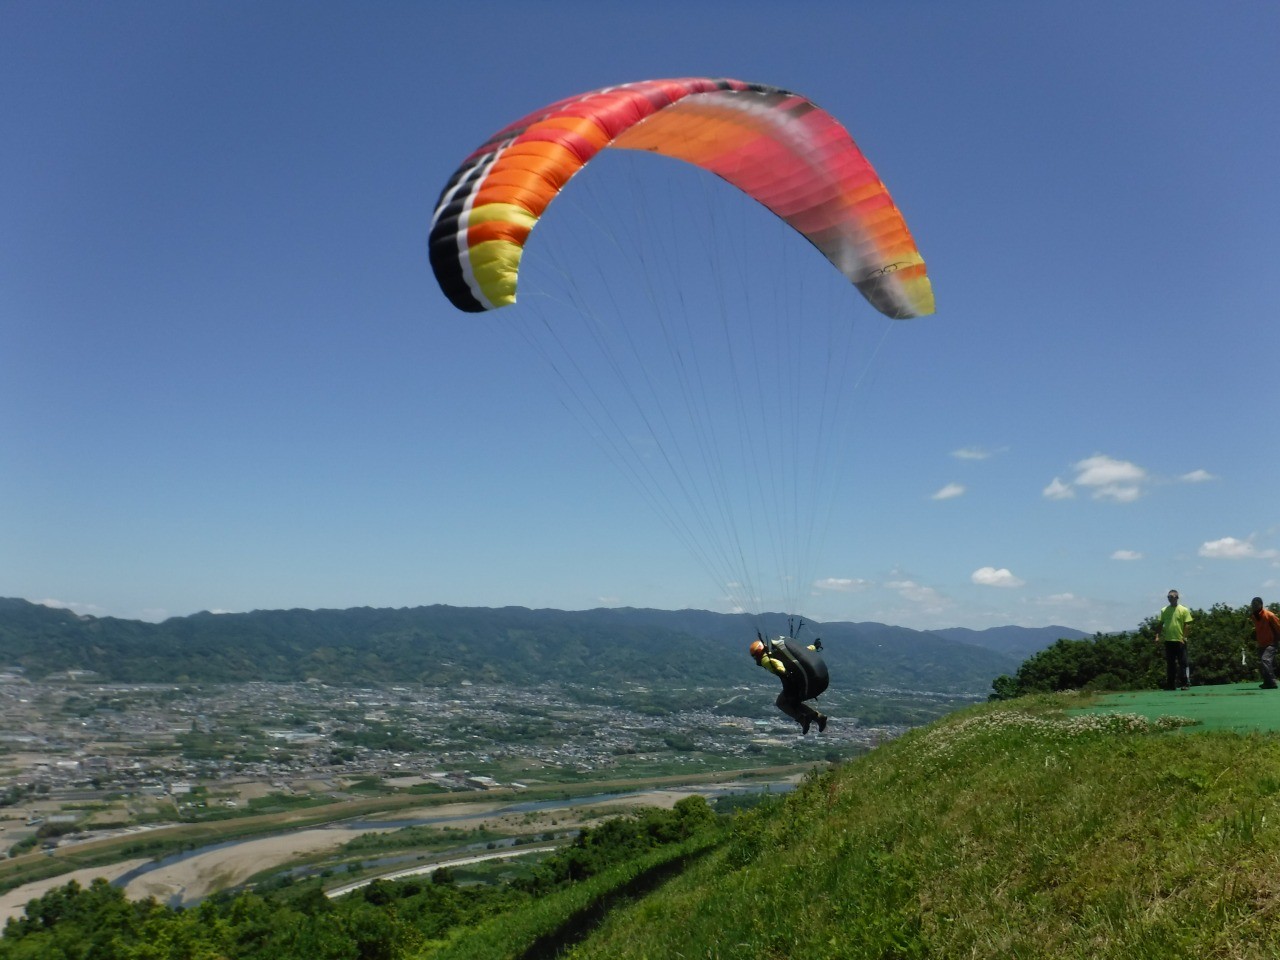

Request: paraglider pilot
left=750, top=635, right=829, bottom=734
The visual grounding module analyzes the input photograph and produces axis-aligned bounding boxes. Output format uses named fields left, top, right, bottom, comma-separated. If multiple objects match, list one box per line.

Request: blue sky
left=4, top=1, right=1277, bottom=633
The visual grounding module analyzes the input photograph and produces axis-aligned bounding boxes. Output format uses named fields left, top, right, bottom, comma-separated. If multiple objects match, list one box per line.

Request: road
left=324, top=845, right=560, bottom=898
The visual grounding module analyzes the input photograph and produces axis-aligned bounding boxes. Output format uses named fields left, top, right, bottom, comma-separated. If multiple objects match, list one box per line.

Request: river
left=0, top=779, right=796, bottom=921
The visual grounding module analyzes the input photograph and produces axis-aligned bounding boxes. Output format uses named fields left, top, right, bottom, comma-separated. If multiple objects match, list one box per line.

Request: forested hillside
left=0, top=599, right=1031, bottom=695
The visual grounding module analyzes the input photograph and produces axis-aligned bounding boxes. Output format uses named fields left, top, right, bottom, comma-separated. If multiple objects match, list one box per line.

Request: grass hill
left=444, top=693, right=1280, bottom=959
left=0, top=598, right=1048, bottom=695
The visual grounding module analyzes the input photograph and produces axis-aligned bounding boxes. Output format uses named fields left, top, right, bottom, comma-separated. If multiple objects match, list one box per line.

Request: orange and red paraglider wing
left=429, top=78, right=933, bottom=319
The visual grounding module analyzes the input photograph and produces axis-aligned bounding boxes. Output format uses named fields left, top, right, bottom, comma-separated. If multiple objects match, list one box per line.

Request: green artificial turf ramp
left=1075, top=682, right=1280, bottom=733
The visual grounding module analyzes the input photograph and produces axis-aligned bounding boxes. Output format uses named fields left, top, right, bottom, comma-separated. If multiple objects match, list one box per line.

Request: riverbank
left=1, top=779, right=801, bottom=924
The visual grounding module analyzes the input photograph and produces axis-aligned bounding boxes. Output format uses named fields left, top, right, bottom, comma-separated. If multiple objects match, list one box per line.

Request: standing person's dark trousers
left=1163, top=640, right=1188, bottom=690
left=1260, top=643, right=1277, bottom=689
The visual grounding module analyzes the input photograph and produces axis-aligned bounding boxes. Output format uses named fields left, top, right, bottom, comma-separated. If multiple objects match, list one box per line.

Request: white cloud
left=1040, top=592, right=1078, bottom=604
left=1111, top=549, right=1143, bottom=561
left=1046, top=454, right=1149, bottom=502
left=1180, top=469, right=1216, bottom=483
left=812, top=577, right=871, bottom=593
left=1043, top=477, right=1075, bottom=500
left=1074, top=454, right=1146, bottom=501
left=952, top=446, right=1001, bottom=460
left=1074, top=454, right=1145, bottom=487
left=931, top=482, right=966, bottom=501
left=1199, top=536, right=1279, bottom=560
left=971, top=567, right=1025, bottom=588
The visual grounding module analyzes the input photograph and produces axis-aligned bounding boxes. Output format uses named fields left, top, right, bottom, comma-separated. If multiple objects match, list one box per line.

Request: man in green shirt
left=1154, top=589, right=1193, bottom=690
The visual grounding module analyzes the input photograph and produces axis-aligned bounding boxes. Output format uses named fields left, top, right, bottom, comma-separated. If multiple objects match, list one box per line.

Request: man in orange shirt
left=1250, top=597, right=1280, bottom=689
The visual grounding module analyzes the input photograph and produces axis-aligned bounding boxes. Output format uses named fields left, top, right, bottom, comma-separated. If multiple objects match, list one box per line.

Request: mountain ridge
left=0, top=598, right=1082, bottom=695
left=931, top=622, right=1089, bottom=658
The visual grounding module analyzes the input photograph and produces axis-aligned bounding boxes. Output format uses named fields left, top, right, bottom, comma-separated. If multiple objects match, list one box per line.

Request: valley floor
left=0, top=777, right=801, bottom=925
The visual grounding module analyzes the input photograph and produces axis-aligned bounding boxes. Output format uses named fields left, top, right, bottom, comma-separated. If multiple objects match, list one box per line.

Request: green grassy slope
left=494, top=694, right=1280, bottom=960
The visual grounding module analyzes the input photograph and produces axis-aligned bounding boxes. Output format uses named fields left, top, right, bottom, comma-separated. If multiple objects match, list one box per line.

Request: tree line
left=990, top=601, right=1274, bottom=699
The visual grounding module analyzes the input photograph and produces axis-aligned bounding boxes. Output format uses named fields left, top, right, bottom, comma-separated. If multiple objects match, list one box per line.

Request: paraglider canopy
left=429, top=77, right=935, bottom=623
left=430, top=77, right=933, bottom=320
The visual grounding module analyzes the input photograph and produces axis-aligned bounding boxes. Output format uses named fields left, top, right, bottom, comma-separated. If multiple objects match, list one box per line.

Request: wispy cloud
left=1043, top=477, right=1074, bottom=500
left=35, top=598, right=105, bottom=618
left=971, top=567, right=1025, bottom=588
left=1180, top=469, right=1217, bottom=483
left=1111, top=549, right=1143, bottom=561
left=1199, top=536, right=1279, bottom=560
left=812, top=577, right=871, bottom=593
left=931, top=482, right=966, bottom=501
left=723, top=582, right=763, bottom=613
left=886, top=578, right=947, bottom=606
left=952, top=446, right=1006, bottom=461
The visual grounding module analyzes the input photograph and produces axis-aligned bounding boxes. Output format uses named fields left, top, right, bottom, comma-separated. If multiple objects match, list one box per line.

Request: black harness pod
left=773, top=638, right=829, bottom=700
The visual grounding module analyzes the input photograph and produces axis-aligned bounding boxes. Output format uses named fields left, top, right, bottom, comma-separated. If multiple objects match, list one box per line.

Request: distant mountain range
left=931, top=624, right=1091, bottom=660
left=0, top=598, right=1086, bottom=696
